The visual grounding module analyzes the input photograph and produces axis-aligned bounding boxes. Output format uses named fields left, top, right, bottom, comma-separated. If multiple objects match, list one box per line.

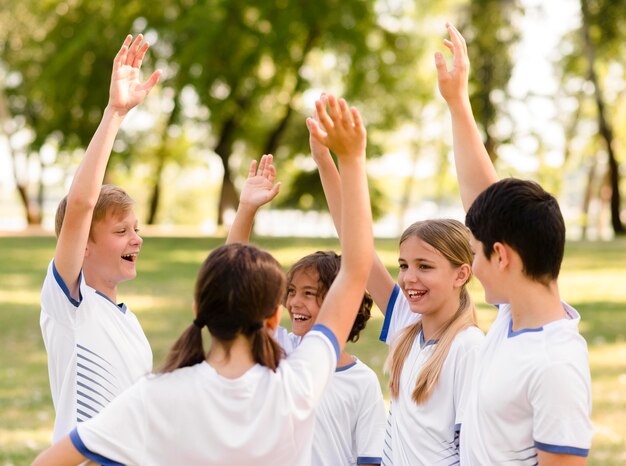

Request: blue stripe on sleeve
left=535, top=441, right=589, bottom=457
left=311, top=324, right=340, bottom=360
left=52, top=260, right=82, bottom=307
left=379, top=284, right=400, bottom=343
left=70, top=427, right=125, bottom=465
left=358, top=456, right=382, bottom=464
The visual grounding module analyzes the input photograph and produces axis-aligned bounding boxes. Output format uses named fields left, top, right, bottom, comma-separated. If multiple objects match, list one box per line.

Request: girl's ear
left=265, top=305, right=282, bottom=331
left=454, top=263, right=472, bottom=288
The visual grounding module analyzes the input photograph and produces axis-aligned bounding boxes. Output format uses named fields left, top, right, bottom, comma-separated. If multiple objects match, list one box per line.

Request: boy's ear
left=493, top=242, right=511, bottom=270
left=265, top=305, right=282, bottom=331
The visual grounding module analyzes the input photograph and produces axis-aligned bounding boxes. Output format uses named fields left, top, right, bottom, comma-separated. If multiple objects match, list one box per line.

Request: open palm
left=239, top=154, right=281, bottom=209
left=108, top=34, right=161, bottom=114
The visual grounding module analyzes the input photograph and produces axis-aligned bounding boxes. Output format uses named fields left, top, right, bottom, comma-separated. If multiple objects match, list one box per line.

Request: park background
left=1, top=0, right=625, bottom=464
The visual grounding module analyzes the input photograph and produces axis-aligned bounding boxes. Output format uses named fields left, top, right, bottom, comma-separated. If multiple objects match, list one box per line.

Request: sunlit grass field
left=1, top=235, right=625, bottom=465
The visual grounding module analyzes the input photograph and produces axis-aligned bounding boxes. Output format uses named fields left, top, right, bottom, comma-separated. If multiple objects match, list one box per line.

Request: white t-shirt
left=276, top=326, right=386, bottom=465
left=40, top=260, right=153, bottom=442
left=460, top=302, right=593, bottom=465
left=70, top=325, right=339, bottom=466
left=379, top=285, right=484, bottom=466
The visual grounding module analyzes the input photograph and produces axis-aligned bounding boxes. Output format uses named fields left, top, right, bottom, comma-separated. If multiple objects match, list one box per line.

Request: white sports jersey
left=40, top=260, right=152, bottom=442
left=70, top=325, right=339, bottom=466
left=276, top=326, right=386, bottom=465
left=460, top=302, right=592, bottom=465
left=379, top=285, right=484, bottom=466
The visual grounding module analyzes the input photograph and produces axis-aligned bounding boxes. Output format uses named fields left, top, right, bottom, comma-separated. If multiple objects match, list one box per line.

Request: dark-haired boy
left=436, top=23, right=592, bottom=466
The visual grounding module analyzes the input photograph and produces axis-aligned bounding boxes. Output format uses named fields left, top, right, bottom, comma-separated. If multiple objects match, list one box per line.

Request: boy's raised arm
left=307, top=98, right=395, bottom=314
left=435, top=22, right=498, bottom=211
left=54, top=35, right=161, bottom=298
left=226, top=154, right=281, bottom=244
left=307, top=95, right=374, bottom=349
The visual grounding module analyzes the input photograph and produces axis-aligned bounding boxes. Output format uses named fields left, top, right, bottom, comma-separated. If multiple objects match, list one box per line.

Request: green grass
left=1, top=235, right=625, bottom=464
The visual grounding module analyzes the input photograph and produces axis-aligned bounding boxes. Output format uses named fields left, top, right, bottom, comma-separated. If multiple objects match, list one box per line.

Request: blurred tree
left=579, top=0, right=624, bottom=235
left=460, top=0, right=522, bottom=162
left=558, top=0, right=625, bottom=236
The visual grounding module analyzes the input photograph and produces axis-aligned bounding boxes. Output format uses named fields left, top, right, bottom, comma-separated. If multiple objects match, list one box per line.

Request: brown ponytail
left=159, top=324, right=206, bottom=373
left=159, top=243, right=287, bottom=373
left=387, top=220, right=477, bottom=404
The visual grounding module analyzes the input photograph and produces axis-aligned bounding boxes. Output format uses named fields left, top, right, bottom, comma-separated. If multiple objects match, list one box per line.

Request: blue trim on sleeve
left=357, top=457, right=382, bottom=465
left=52, top=260, right=81, bottom=307
left=379, top=284, right=400, bottom=343
left=311, top=324, right=340, bottom=360
left=535, top=441, right=589, bottom=457
left=454, top=422, right=461, bottom=432
left=508, top=319, right=543, bottom=338
left=70, top=427, right=125, bottom=465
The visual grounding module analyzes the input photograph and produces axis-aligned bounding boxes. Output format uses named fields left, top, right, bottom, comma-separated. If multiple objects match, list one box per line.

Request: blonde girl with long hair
left=311, top=96, right=484, bottom=465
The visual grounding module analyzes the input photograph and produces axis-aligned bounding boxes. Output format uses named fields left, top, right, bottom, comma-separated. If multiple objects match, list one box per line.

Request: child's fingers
left=113, top=35, right=132, bottom=73
left=267, top=163, right=276, bottom=184
left=338, top=99, right=353, bottom=128
left=126, top=34, right=143, bottom=66
left=133, top=42, right=150, bottom=69
left=327, top=95, right=342, bottom=124
left=136, top=69, right=162, bottom=93
left=306, top=117, right=328, bottom=144
left=314, top=99, right=334, bottom=131
left=248, top=159, right=258, bottom=178
left=351, top=107, right=364, bottom=133
left=434, top=51, right=448, bottom=75
left=268, top=181, right=281, bottom=201
left=260, top=154, right=273, bottom=178
left=443, top=39, right=454, bottom=53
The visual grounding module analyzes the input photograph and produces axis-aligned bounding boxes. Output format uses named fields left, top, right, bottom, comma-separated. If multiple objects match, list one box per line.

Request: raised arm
left=435, top=22, right=498, bottom=211
left=307, top=95, right=374, bottom=349
left=226, top=154, right=280, bottom=244
left=308, top=100, right=395, bottom=314
left=54, top=35, right=161, bottom=298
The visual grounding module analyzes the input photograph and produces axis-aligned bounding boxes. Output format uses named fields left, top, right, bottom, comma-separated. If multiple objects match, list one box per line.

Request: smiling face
left=285, top=268, right=322, bottom=337
left=83, top=208, right=143, bottom=297
left=397, top=235, right=466, bottom=320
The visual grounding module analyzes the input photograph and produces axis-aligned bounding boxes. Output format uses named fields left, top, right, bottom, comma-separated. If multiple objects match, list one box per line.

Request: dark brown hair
left=160, top=243, right=286, bottom=372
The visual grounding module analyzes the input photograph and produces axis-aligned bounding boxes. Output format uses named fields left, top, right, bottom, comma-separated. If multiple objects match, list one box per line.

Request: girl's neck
left=206, top=335, right=256, bottom=379
left=420, top=299, right=461, bottom=340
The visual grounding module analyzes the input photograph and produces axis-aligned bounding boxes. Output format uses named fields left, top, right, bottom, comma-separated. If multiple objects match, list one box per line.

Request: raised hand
left=307, top=94, right=366, bottom=160
left=308, top=94, right=333, bottom=164
left=434, top=22, right=469, bottom=106
left=239, top=154, right=281, bottom=210
left=108, top=34, right=161, bottom=115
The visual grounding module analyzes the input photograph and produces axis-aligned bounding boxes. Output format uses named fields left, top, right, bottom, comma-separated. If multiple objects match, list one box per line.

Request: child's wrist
left=103, top=105, right=129, bottom=120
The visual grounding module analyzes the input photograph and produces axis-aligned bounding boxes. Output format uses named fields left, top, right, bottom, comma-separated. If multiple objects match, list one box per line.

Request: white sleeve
left=274, top=325, right=300, bottom=355
left=354, top=372, right=386, bottom=464
left=71, top=378, right=148, bottom=465
left=378, top=284, right=420, bottom=345
left=530, top=361, right=592, bottom=456
left=280, top=324, right=339, bottom=415
left=41, top=259, right=85, bottom=327
left=453, top=331, right=483, bottom=429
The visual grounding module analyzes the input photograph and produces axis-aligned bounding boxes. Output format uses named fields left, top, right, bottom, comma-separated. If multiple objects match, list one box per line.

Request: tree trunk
left=214, top=115, right=240, bottom=226
left=146, top=98, right=180, bottom=225
left=580, top=0, right=624, bottom=235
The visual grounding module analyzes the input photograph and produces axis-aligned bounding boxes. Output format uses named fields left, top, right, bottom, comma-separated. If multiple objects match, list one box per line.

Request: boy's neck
left=508, top=278, right=566, bottom=331
left=83, top=267, right=118, bottom=303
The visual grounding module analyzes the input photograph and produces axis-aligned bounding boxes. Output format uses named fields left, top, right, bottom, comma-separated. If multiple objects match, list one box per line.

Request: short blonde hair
left=55, top=184, right=135, bottom=238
